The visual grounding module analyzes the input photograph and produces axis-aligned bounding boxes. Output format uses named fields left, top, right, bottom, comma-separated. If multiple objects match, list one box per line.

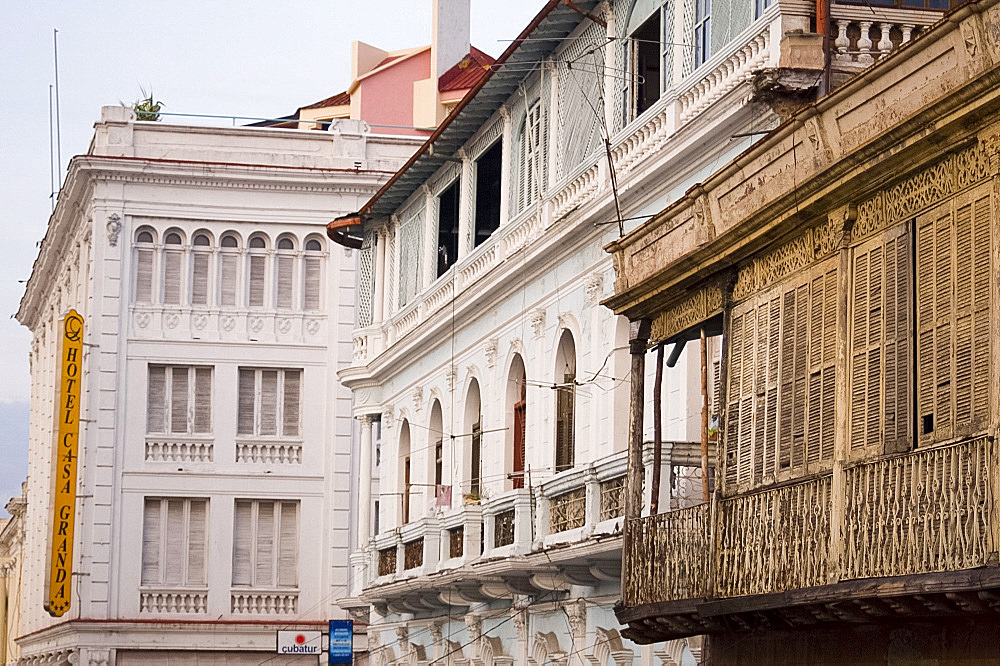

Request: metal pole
left=53, top=29, right=62, bottom=188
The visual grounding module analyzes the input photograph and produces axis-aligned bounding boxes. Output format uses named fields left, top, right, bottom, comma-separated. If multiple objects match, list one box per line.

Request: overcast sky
left=0, top=0, right=545, bottom=512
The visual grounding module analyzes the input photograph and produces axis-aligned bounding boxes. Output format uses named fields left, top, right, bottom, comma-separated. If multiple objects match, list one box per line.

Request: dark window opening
left=474, top=141, right=502, bottom=246
left=634, top=12, right=661, bottom=116
left=922, top=413, right=934, bottom=434
left=438, top=180, right=460, bottom=277
left=470, top=421, right=482, bottom=496
left=403, top=456, right=411, bottom=524
left=694, top=0, right=712, bottom=68
left=434, top=440, right=443, bottom=486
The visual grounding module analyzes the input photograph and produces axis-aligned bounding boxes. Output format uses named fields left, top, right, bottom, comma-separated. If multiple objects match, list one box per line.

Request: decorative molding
left=249, top=316, right=264, bottom=333
left=106, top=213, right=122, bottom=247
left=566, top=597, right=587, bottom=640
left=854, top=140, right=992, bottom=242
left=412, top=386, right=424, bottom=412
left=305, top=319, right=321, bottom=335
left=277, top=317, right=292, bottom=334
left=485, top=338, right=498, bottom=368
left=192, top=314, right=208, bottom=330
left=650, top=284, right=724, bottom=344
left=222, top=315, right=237, bottom=332
left=512, top=607, right=528, bottom=643
left=164, top=313, right=180, bottom=329
left=135, top=312, right=151, bottom=329
left=530, top=309, right=546, bottom=338
left=382, top=405, right=394, bottom=429
left=585, top=274, right=605, bottom=306
left=445, top=365, right=457, bottom=391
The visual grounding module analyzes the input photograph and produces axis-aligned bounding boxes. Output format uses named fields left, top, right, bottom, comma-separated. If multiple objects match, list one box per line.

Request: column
left=498, top=108, right=512, bottom=226
left=624, top=319, right=651, bottom=521
left=358, top=415, right=374, bottom=550
left=458, top=151, right=475, bottom=260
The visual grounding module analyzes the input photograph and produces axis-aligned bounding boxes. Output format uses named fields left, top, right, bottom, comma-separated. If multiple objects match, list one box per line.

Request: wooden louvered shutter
left=232, top=500, right=252, bottom=585
left=141, top=499, right=161, bottom=584
left=915, top=186, right=994, bottom=445
left=147, top=366, right=166, bottom=433
left=790, top=283, right=809, bottom=470
left=955, top=185, right=992, bottom=435
left=762, top=297, right=780, bottom=479
left=303, top=256, right=321, bottom=310
left=193, top=368, right=212, bottom=434
left=276, top=255, right=294, bottom=309
left=170, top=367, right=189, bottom=434
left=220, top=254, right=238, bottom=307
left=277, top=502, right=298, bottom=587
left=282, top=370, right=301, bottom=438
left=752, top=302, right=767, bottom=483
left=806, top=267, right=838, bottom=466
left=555, top=380, right=574, bottom=472
left=191, top=252, right=209, bottom=306
left=737, top=306, right=755, bottom=484
left=778, top=288, right=796, bottom=472
left=163, top=251, right=182, bottom=305
left=164, top=499, right=185, bottom=585
left=851, top=227, right=911, bottom=457
left=187, top=500, right=207, bottom=585
left=724, top=312, right=743, bottom=489
left=248, top=255, right=266, bottom=307
left=255, top=501, right=275, bottom=587
left=238, top=369, right=256, bottom=435
left=260, top=370, right=278, bottom=436
left=136, top=249, right=154, bottom=303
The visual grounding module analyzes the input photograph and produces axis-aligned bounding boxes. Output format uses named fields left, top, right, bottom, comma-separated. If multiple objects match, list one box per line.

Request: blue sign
left=329, top=620, right=353, bottom=664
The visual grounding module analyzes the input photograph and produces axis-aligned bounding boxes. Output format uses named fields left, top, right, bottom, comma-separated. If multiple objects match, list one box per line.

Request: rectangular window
left=237, top=368, right=301, bottom=438
left=248, top=255, right=266, bottom=307
left=555, top=380, right=575, bottom=472
left=232, top=499, right=298, bottom=588
left=191, top=252, right=210, bottom=306
left=633, top=12, right=662, bottom=116
left=437, top=181, right=460, bottom=277
left=136, top=248, right=154, bottom=303
left=147, top=365, right=212, bottom=434
left=755, top=0, right=773, bottom=19
left=694, top=0, right=711, bottom=67
left=163, top=251, right=183, bottom=305
left=220, top=253, right=239, bottom=307
left=725, top=260, right=837, bottom=488
left=141, top=498, right=207, bottom=587
left=517, top=102, right=544, bottom=213
left=916, top=184, right=992, bottom=444
left=474, top=141, right=502, bottom=245
left=434, top=439, right=443, bottom=486
left=470, top=421, right=481, bottom=496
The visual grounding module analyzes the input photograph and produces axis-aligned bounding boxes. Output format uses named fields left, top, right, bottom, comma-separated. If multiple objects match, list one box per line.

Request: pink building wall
left=359, top=50, right=433, bottom=136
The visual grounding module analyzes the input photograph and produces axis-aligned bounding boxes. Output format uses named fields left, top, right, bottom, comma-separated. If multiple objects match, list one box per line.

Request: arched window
left=554, top=330, right=577, bottom=472
left=303, top=237, right=323, bottom=311
left=464, top=379, right=482, bottom=497
left=219, top=233, right=240, bottom=307
left=274, top=236, right=296, bottom=310
left=162, top=230, right=184, bottom=305
left=506, top=354, right=527, bottom=490
left=429, top=401, right=445, bottom=507
left=247, top=235, right=268, bottom=308
left=399, top=420, right=412, bottom=525
left=191, top=232, right=212, bottom=306
left=134, top=228, right=156, bottom=304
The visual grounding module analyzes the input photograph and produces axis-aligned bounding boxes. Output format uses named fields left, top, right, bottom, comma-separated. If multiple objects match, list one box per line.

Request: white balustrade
left=144, top=438, right=214, bottom=463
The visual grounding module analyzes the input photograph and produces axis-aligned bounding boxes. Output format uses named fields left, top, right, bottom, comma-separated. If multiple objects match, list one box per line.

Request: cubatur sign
left=45, top=309, right=83, bottom=617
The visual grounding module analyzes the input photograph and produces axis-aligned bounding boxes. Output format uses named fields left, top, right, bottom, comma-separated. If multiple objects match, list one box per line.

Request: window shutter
left=163, top=251, right=182, bottom=305
left=276, top=255, right=294, bottom=309
left=724, top=312, right=743, bottom=488
left=752, top=302, right=768, bottom=482
left=778, top=288, right=795, bottom=471
left=791, top=283, right=808, bottom=470
left=193, top=367, right=212, bottom=434
left=277, top=502, right=298, bottom=588
left=191, top=252, right=210, bottom=306
left=303, top=256, right=321, bottom=311
left=555, top=381, right=575, bottom=472
left=187, top=500, right=207, bottom=585
left=232, top=500, right=252, bottom=585
left=763, top=297, right=780, bottom=478
left=248, top=255, right=266, bottom=307
left=255, top=501, right=275, bottom=587
left=164, top=499, right=185, bottom=585
left=971, top=190, right=991, bottom=428
left=737, top=306, right=755, bottom=484
left=806, top=269, right=838, bottom=465
left=147, top=366, right=166, bottom=433
left=282, top=370, right=301, bottom=438
left=170, top=367, right=189, bottom=434
left=136, top=248, right=154, bottom=303
left=260, top=370, right=278, bottom=436
left=220, top=254, right=238, bottom=307
left=141, top=499, right=161, bottom=585
left=238, top=369, right=256, bottom=435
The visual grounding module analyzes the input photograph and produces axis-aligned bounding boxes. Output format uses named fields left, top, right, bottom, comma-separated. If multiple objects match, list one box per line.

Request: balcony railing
left=622, top=436, right=997, bottom=607
left=829, top=3, right=944, bottom=69
left=144, top=437, right=213, bottom=463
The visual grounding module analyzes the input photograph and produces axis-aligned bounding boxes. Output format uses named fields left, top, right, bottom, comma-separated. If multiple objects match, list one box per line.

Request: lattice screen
left=358, top=230, right=375, bottom=328
left=682, top=0, right=696, bottom=76
left=613, top=0, right=631, bottom=133
left=558, top=20, right=606, bottom=179
left=711, top=0, right=751, bottom=62
left=385, top=229, right=396, bottom=317
left=397, top=211, right=423, bottom=309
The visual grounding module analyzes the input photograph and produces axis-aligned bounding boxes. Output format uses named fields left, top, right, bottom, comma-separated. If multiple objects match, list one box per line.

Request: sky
left=0, top=0, right=545, bottom=513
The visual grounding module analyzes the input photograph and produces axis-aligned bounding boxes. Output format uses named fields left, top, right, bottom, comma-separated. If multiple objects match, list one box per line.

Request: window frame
left=237, top=367, right=302, bottom=439
left=231, top=499, right=299, bottom=589
left=146, top=365, right=213, bottom=435
left=141, top=497, right=208, bottom=588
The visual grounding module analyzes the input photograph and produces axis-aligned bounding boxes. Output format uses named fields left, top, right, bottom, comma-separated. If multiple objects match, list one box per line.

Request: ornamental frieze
left=650, top=283, right=723, bottom=344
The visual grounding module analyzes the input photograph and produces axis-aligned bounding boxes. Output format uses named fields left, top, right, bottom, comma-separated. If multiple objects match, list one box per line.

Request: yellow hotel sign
left=46, top=309, right=83, bottom=617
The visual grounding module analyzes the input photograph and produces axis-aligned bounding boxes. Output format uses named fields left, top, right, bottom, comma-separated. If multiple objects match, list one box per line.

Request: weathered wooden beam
left=700, top=326, right=710, bottom=502
left=650, top=343, right=664, bottom=514
left=624, top=319, right=651, bottom=522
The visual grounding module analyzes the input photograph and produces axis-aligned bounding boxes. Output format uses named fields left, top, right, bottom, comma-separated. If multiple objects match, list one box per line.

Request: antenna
left=48, top=84, right=56, bottom=212
left=53, top=28, right=63, bottom=189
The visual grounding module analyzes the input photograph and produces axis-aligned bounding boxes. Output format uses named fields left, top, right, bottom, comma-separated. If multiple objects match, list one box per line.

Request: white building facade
left=330, top=0, right=849, bottom=661
left=14, top=108, right=421, bottom=665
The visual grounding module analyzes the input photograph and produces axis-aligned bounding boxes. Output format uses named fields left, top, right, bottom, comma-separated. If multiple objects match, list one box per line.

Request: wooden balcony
left=618, top=436, right=999, bottom=643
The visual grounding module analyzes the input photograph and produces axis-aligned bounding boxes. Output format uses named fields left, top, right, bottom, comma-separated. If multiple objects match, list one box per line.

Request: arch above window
left=136, top=229, right=155, bottom=244
left=193, top=233, right=211, bottom=247
left=221, top=234, right=240, bottom=249
left=164, top=231, right=183, bottom=245
left=305, top=238, right=323, bottom=252
left=249, top=235, right=267, bottom=250
left=277, top=237, right=295, bottom=251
